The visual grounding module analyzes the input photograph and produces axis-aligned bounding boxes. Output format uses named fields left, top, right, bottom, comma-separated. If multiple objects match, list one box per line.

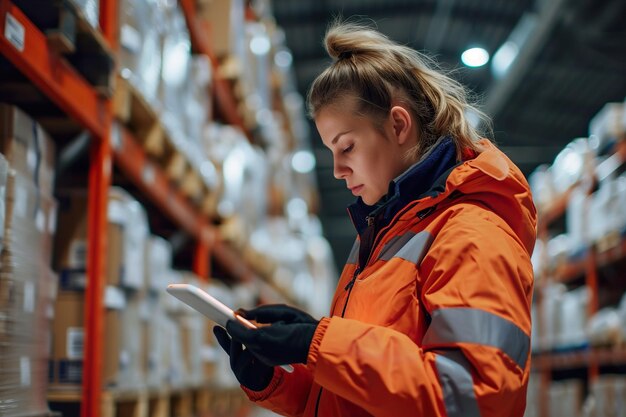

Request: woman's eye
left=342, top=144, right=354, bottom=154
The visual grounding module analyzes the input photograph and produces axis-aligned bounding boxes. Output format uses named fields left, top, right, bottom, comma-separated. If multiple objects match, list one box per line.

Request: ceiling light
left=491, top=13, right=537, bottom=79
left=461, top=47, right=489, bottom=67
left=491, top=41, right=519, bottom=79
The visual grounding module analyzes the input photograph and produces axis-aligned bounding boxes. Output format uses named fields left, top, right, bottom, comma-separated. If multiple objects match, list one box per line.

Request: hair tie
left=338, top=51, right=353, bottom=60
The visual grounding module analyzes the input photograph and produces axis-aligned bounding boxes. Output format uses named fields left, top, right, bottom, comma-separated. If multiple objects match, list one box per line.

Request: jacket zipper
left=314, top=200, right=439, bottom=416
left=315, top=266, right=360, bottom=417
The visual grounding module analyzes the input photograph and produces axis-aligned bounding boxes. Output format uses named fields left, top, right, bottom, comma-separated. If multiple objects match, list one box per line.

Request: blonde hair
left=307, top=20, right=491, bottom=161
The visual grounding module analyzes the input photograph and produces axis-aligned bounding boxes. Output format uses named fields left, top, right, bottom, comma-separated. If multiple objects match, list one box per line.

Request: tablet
left=167, top=283, right=256, bottom=329
left=166, top=283, right=294, bottom=373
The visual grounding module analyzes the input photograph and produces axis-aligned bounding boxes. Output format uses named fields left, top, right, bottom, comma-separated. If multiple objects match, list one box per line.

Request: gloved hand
left=213, top=326, right=274, bottom=391
left=226, top=304, right=320, bottom=367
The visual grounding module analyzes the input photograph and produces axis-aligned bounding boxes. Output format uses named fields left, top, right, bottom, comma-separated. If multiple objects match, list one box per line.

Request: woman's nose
left=333, top=159, right=350, bottom=179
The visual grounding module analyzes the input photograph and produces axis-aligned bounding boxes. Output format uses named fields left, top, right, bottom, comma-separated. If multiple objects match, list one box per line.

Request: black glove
left=226, top=304, right=319, bottom=367
left=213, top=326, right=274, bottom=391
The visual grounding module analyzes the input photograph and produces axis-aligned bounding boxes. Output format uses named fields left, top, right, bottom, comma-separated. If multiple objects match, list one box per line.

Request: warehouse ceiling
left=271, top=0, right=626, bottom=269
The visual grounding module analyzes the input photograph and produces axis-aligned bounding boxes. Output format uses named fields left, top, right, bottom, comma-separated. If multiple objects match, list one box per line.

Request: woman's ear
left=389, top=106, right=412, bottom=145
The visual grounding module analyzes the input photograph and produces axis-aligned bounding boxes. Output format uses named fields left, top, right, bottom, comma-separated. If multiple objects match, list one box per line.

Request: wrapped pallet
left=1, top=163, right=58, bottom=415
left=0, top=104, right=57, bottom=416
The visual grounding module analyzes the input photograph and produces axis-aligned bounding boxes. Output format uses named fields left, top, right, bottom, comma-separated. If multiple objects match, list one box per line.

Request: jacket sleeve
left=241, top=355, right=315, bottom=416
left=306, top=213, right=535, bottom=417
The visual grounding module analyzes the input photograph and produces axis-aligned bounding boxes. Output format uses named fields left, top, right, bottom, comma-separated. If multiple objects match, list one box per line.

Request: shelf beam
left=0, top=0, right=109, bottom=139
left=533, top=348, right=626, bottom=372
left=112, top=125, right=214, bottom=248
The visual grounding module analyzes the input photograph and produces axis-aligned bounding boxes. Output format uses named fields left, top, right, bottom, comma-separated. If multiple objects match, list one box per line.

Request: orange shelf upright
left=82, top=118, right=112, bottom=417
left=0, top=0, right=109, bottom=139
left=81, top=1, right=117, bottom=417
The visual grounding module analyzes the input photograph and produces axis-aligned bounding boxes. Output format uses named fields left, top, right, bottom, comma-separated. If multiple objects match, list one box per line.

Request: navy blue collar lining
left=347, top=137, right=458, bottom=235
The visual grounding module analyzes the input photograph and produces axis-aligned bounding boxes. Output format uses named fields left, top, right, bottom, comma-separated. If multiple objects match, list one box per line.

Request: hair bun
left=324, top=20, right=369, bottom=61
left=323, top=20, right=385, bottom=61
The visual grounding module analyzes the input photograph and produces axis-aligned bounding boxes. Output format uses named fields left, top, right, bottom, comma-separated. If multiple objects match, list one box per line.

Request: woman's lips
left=349, top=185, right=363, bottom=195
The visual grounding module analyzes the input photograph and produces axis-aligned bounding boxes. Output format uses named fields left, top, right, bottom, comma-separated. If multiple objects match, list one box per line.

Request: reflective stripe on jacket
left=243, top=139, right=537, bottom=417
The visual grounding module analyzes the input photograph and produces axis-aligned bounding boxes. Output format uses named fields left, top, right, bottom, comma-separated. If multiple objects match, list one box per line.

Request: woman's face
left=315, top=104, right=412, bottom=205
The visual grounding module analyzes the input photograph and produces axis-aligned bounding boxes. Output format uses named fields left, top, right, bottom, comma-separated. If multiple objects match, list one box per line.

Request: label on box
left=48, top=205, right=58, bottom=234
left=60, top=269, right=87, bottom=290
left=23, top=281, right=34, bottom=313
left=69, top=240, right=88, bottom=268
left=36, top=208, right=45, bottom=233
left=27, top=147, right=37, bottom=174
left=104, top=285, right=126, bottom=310
left=66, top=327, right=84, bottom=359
left=48, top=270, right=59, bottom=299
left=58, top=360, right=83, bottom=384
left=4, top=13, right=25, bottom=52
left=46, top=303, right=54, bottom=320
left=20, top=356, right=31, bottom=386
left=14, top=184, right=27, bottom=219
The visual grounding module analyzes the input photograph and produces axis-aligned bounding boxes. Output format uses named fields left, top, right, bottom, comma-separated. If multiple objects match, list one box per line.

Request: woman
left=214, top=20, right=536, bottom=417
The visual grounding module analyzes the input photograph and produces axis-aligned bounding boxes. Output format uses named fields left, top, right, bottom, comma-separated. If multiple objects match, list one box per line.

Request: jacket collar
left=347, top=137, right=459, bottom=235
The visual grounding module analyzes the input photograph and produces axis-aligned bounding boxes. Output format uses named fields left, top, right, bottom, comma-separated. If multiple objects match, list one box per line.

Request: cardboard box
left=106, top=221, right=124, bottom=287
left=54, top=188, right=147, bottom=290
left=54, top=191, right=88, bottom=279
left=109, top=188, right=147, bottom=289
left=0, top=104, right=56, bottom=197
left=4, top=170, right=57, bottom=266
left=50, top=290, right=122, bottom=388
left=53, top=191, right=91, bottom=291
left=145, top=235, right=172, bottom=291
left=197, top=0, right=245, bottom=59
left=145, top=298, right=168, bottom=388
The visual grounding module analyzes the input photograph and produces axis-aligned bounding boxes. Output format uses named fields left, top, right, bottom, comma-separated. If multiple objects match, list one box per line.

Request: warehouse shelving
left=0, top=1, right=282, bottom=416
left=534, top=179, right=626, bottom=417
left=0, top=1, right=109, bottom=139
left=553, top=233, right=626, bottom=284
left=179, top=0, right=251, bottom=141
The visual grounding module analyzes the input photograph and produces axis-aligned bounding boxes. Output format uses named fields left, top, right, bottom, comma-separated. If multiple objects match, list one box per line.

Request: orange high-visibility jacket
left=243, top=139, right=537, bottom=417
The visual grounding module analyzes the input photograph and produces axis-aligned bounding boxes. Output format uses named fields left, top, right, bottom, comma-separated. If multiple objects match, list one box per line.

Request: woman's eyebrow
left=331, top=130, right=353, bottom=145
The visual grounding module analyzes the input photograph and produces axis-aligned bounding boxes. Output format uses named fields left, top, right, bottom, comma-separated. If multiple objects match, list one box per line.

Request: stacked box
left=118, top=0, right=163, bottom=106
left=51, top=187, right=149, bottom=389
left=49, top=289, right=124, bottom=389
left=548, top=379, right=584, bottom=417
left=197, top=0, right=246, bottom=61
left=591, top=376, right=626, bottom=417
left=0, top=167, right=57, bottom=415
left=143, top=236, right=172, bottom=387
left=159, top=3, right=191, bottom=142
left=0, top=104, right=56, bottom=197
left=144, top=292, right=169, bottom=388
left=55, top=188, right=148, bottom=290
